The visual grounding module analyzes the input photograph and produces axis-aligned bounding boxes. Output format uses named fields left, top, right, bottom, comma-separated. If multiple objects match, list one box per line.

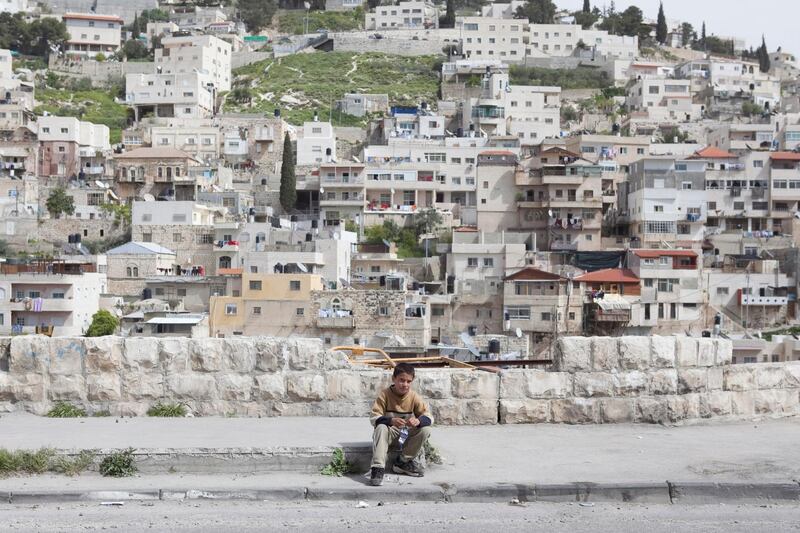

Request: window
left=657, top=279, right=678, bottom=292
left=296, top=308, right=305, bottom=316
left=717, top=287, right=729, bottom=295
left=506, top=306, right=530, bottom=319
left=654, top=205, right=664, bottom=212
left=541, top=312, right=552, bottom=321
left=753, top=160, right=764, bottom=168
left=467, top=257, right=478, bottom=267
left=432, top=307, right=445, bottom=317
left=483, top=258, right=494, bottom=268
left=173, top=233, right=182, bottom=242
left=379, top=306, right=389, bottom=316
left=52, top=292, right=65, bottom=299
left=177, top=288, right=187, bottom=297
left=225, top=304, right=238, bottom=315
left=249, top=280, right=262, bottom=290
left=142, top=233, right=152, bottom=242
left=289, top=280, right=301, bottom=291
left=707, top=201, right=717, bottom=210
left=644, top=278, right=654, bottom=287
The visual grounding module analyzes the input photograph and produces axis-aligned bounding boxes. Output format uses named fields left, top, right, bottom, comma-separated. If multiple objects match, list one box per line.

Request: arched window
left=219, top=256, right=232, bottom=269
left=157, top=167, right=163, bottom=178
left=331, top=298, right=342, bottom=311
left=126, top=267, right=132, bottom=277
left=133, top=267, right=139, bottom=277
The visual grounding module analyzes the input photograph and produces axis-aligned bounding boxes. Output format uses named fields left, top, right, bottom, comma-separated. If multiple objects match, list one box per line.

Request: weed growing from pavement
left=321, top=448, right=351, bottom=477
left=147, top=403, right=187, bottom=417
left=0, top=448, right=96, bottom=477
left=92, top=410, right=112, bottom=417
left=423, top=440, right=443, bottom=465
left=46, top=402, right=87, bottom=418
left=99, top=448, right=137, bottom=477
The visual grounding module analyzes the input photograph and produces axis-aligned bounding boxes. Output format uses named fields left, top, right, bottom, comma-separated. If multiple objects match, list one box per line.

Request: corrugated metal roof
left=145, top=316, right=205, bottom=325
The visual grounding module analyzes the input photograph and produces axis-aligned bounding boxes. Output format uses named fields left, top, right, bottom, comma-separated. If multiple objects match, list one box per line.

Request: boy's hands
left=406, top=417, right=420, bottom=428
left=391, top=417, right=407, bottom=428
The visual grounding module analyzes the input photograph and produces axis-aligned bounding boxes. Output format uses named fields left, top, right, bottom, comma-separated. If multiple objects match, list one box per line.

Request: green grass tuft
left=320, top=448, right=351, bottom=477
left=46, top=402, right=87, bottom=418
left=99, top=448, right=137, bottom=477
left=146, top=403, right=188, bottom=417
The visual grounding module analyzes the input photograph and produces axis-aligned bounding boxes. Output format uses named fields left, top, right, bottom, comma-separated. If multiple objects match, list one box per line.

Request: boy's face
left=392, top=372, right=414, bottom=395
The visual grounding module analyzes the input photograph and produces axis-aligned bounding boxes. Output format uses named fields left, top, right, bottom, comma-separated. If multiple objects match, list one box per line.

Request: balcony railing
left=550, top=241, right=578, bottom=251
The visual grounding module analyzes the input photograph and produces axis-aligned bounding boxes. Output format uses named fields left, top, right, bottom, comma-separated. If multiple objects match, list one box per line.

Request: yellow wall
left=242, top=273, right=323, bottom=301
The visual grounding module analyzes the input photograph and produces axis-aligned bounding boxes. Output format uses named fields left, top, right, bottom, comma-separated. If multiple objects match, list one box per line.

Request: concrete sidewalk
left=2, top=413, right=800, bottom=484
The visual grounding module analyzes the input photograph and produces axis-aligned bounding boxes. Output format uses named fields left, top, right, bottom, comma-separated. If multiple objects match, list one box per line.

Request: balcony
left=320, top=196, right=365, bottom=207
left=8, top=298, right=73, bottom=312
left=550, top=241, right=578, bottom=251
left=316, top=315, right=355, bottom=329
left=214, top=241, right=240, bottom=253
left=321, top=178, right=364, bottom=187
left=740, top=294, right=788, bottom=306
left=83, top=166, right=106, bottom=175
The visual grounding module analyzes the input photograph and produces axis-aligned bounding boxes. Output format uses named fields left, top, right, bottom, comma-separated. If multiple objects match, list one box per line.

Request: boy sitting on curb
left=368, top=362, right=433, bottom=486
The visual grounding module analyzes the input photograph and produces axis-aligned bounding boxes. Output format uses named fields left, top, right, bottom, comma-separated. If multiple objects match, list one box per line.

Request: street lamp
left=304, top=2, right=311, bottom=35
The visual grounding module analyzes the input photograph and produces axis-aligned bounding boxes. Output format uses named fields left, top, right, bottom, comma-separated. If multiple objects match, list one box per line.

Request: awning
left=146, top=316, right=204, bottom=325
left=595, top=294, right=631, bottom=311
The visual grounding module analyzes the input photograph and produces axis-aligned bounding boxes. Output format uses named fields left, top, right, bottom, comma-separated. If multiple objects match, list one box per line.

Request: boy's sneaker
left=392, top=458, right=424, bottom=477
left=369, top=467, right=384, bottom=486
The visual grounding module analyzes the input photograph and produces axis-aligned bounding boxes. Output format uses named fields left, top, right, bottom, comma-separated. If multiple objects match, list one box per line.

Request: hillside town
left=1, top=0, right=799, bottom=366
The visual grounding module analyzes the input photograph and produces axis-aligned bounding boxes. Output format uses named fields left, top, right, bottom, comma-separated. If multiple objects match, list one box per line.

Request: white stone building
left=296, top=120, right=337, bottom=166
left=366, top=1, right=439, bottom=30
left=63, top=13, right=123, bottom=56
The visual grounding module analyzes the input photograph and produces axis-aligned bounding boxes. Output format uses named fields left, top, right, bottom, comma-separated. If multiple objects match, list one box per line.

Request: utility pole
left=744, top=266, right=750, bottom=333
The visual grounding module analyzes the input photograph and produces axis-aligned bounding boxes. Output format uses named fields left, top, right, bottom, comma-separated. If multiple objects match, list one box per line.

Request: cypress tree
left=582, top=0, right=590, bottom=13
left=758, top=35, right=771, bottom=73
left=656, top=2, right=668, bottom=45
left=279, top=132, right=297, bottom=212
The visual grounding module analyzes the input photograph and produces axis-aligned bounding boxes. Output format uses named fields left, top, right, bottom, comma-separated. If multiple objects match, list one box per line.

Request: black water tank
left=305, top=233, right=312, bottom=242
left=68, top=234, right=74, bottom=243
left=261, top=178, right=267, bottom=185
left=488, top=339, right=501, bottom=354
left=456, top=127, right=463, bottom=137
left=290, top=215, right=298, bottom=222
left=274, top=108, right=280, bottom=117
left=701, top=330, right=711, bottom=338
left=142, top=288, right=152, bottom=300
left=311, top=219, right=318, bottom=229
left=75, top=234, right=81, bottom=243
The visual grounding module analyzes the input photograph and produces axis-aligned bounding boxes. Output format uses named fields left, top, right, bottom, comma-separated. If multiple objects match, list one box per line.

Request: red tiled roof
left=503, top=267, right=564, bottom=281
left=63, top=13, right=124, bottom=23
left=575, top=268, right=639, bottom=284
left=217, top=268, right=243, bottom=276
left=479, top=150, right=516, bottom=156
left=633, top=249, right=697, bottom=259
left=770, top=151, right=800, bottom=162
left=689, top=146, right=738, bottom=159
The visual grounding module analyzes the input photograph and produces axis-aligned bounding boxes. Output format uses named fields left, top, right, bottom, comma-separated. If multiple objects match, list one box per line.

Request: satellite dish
left=548, top=209, right=553, bottom=217
left=353, top=156, right=361, bottom=163
left=459, top=332, right=480, bottom=358
left=319, top=187, right=325, bottom=193
left=382, top=239, right=391, bottom=248
left=339, top=277, right=350, bottom=288
left=95, top=180, right=105, bottom=188
left=143, top=194, right=156, bottom=202
left=515, top=327, right=523, bottom=338
left=296, top=262, right=308, bottom=273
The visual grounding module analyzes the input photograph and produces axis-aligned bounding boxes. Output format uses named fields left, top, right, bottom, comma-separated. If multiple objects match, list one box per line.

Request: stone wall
left=0, top=335, right=799, bottom=425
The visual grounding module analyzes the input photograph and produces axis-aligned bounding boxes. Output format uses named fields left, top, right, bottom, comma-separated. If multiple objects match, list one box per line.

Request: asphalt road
left=3, top=501, right=800, bottom=532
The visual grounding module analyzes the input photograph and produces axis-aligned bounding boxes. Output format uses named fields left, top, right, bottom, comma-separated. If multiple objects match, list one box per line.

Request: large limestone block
left=592, top=338, right=620, bottom=371
left=0, top=373, right=44, bottom=402
left=123, top=338, right=160, bottom=371
left=784, top=363, right=800, bottom=388
left=554, top=337, right=592, bottom=372
left=87, top=374, right=121, bottom=401
left=696, top=338, right=716, bottom=367
left=216, top=374, right=253, bottom=401
left=322, top=348, right=350, bottom=371
left=254, top=373, right=286, bottom=400
left=677, top=368, right=708, bottom=394
left=715, top=340, right=733, bottom=365
left=285, top=373, right=326, bottom=402
left=167, top=373, right=217, bottom=400
left=635, top=398, right=668, bottom=424
left=49, top=375, right=86, bottom=402
left=462, top=400, right=498, bottom=425
left=618, top=336, right=651, bottom=370
left=10, top=335, right=51, bottom=373
left=698, top=391, right=732, bottom=418
left=254, top=338, right=287, bottom=372
left=159, top=338, right=190, bottom=373
left=525, top=371, right=572, bottom=399
left=573, top=372, right=615, bottom=397
left=754, top=364, right=786, bottom=390
left=615, top=371, right=648, bottom=397
left=675, top=337, right=698, bottom=367
left=667, top=394, right=699, bottom=421
left=451, top=371, right=498, bottom=399
left=324, top=400, right=372, bottom=417
left=730, top=391, right=755, bottom=416
left=428, top=399, right=462, bottom=425
left=83, top=337, right=123, bottom=373
left=651, top=336, right=677, bottom=368
left=325, top=371, right=362, bottom=401
left=498, top=370, right=526, bottom=399
left=226, top=340, right=257, bottom=373
left=650, top=369, right=678, bottom=395
left=46, top=337, right=87, bottom=375
left=599, top=398, right=635, bottom=423
left=287, top=338, right=327, bottom=371
left=358, top=370, right=391, bottom=399
left=189, top=338, right=225, bottom=372
left=551, top=398, right=600, bottom=424
left=122, top=372, right=164, bottom=401
left=416, top=370, right=452, bottom=399
left=754, top=389, right=800, bottom=415
left=707, top=367, right=724, bottom=391
left=723, top=366, right=755, bottom=391
left=499, top=399, right=551, bottom=424
left=115, top=401, right=150, bottom=417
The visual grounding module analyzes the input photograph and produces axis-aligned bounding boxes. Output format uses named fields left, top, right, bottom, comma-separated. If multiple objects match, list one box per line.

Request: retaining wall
left=0, top=336, right=798, bottom=425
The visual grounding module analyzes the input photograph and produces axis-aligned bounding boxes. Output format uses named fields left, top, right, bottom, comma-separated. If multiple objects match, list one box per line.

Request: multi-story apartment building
left=125, top=72, right=217, bottom=120
left=149, top=124, right=221, bottom=162
left=155, top=34, right=232, bottom=92
left=627, top=249, right=703, bottom=334
left=480, top=1, right=524, bottom=18
left=626, top=78, right=701, bottom=123
left=0, top=0, right=28, bottom=14
left=476, top=150, right=519, bottom=232
left=62, top=13, right=123, bottom=56
left=621, top=156, right=707, bottom=249
left=575, top=268, right=639, bottom=335
left=459, top=17, right=529, bottom=61
left=462, top=66, right=560, bottom=142
left=675, top=58, right=782, bottom=111
left=38, top=117, right=110, bottom=179
left=317, top=162, right=366, bottom=225
left=297, top=120, right=337, bottom=166
left=769, top=151, right=800, bottom=233
left=366, top=1, right=439, bottom=30
left=106, top=241, right=177, bottom=296
left=516, top=147, right=604, bottom=251
left=114, top=146, right=202, bottom=201
left=170, top=5, right=227, bottom=30
left=0, top=260, right=106, bottom=336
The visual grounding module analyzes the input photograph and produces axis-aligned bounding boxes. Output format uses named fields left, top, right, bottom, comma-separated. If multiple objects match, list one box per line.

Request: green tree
left=46, top=187, right=75, bottom=219
left=598, top=5, right=645, bottom=39
left=230, top=86, right=253, bottom=103
left=279, top=132, right=296, bottom=211
left=573, top=9, right=598, bottom=30
left=655, top=2, right=667, bottom=45
left=758, top=35, right=771, bottom=73
left=440, top=0, right=455, bottom=29
left=120, top=39, right=149, bottom=60
left=413, top=208, right=443, bottom=236
left=238, top=0, right=278, bottom=33
left=364, top=220, right=401, bottom=245
left=130, top=13, right=141, bottom=37
left=26, top=17, right=69, bottom=57
left=582, top=0, right=591, bottom=13
left=85, top=310, right=119, bottom=337
left=680, top=22, right=694, bottom=47
left=700, top=21, right=706, bottom=48
left=514, top=0, right=557, bottom=24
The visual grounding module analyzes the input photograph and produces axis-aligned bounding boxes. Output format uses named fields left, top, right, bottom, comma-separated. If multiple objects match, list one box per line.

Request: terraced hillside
left=224, top=52, right=442, bottom=126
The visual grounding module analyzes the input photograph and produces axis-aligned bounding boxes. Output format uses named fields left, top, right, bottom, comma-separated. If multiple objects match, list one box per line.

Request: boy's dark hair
left=392, top=362, right=415, bottom=378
